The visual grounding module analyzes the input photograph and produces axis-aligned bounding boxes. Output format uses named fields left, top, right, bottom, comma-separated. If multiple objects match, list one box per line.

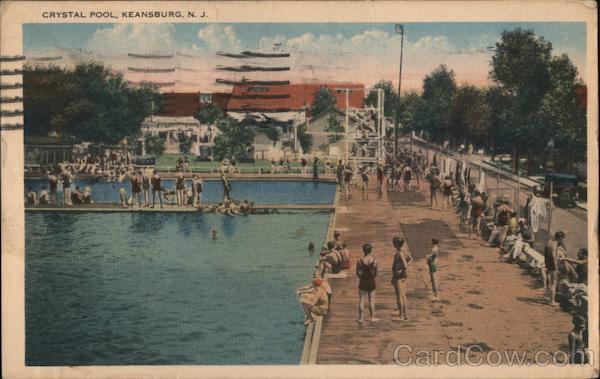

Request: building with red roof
left=227, top=83, right=365, bottom=113
left=159, top=83, right=365, bottom=117
left=160, top=92, right=231, bottom=117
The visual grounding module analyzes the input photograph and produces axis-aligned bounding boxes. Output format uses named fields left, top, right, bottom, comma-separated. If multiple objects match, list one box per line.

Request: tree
left=490, top=28, right=553, bottom=173
left=23, top=63, right=162, bottom=144
left=179, top=134, right=193, bottom=154
left=297, top=125, right=313, bottom=153
left=446, top=86, right=490, bottom=145
left=365, top=80, right=398, bottom=118
left=536, top=54, right=586, bottom=172
left=414, top=65, right=457, bottom=141
left=212, top=118, right=255, bottom=161
left=324, top=114, right=344, bottom=144
left=264, top=127, right=281, bottom=145
left=398, top=92, right=423, bottom=135
left=144, top=132, right=165, bottom=156
left=311, top=86, right=337, bottom=116
left=485, top=86, right=515, bottom=159
left=195, top=103, right=224, bottom=125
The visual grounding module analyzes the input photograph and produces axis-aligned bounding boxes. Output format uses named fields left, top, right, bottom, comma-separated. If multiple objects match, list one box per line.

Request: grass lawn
left=155, top=154, right=303, bottom=173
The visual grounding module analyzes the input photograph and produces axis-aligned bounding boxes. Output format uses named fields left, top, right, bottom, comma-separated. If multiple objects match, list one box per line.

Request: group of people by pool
left=297, top=231, right=442, bottom=325
left=27, top=165, right=263, bottom=216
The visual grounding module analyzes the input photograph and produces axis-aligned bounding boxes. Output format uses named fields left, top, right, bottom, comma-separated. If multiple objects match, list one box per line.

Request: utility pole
left=394, top=24, right=404, bottom=158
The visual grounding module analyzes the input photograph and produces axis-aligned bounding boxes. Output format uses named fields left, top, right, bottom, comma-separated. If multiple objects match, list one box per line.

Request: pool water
left=25, top=179, right=336, bottom=205
left=26, top=211, right=330, bottom=365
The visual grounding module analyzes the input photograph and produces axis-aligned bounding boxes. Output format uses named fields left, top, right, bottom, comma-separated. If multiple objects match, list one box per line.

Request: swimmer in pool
left=211, top=229, right=218, bottom=239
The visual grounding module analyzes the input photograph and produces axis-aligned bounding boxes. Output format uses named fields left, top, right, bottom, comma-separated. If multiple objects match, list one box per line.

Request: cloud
left=197, top=24, right=241, bottom=51
left=87, top=24, right=179, bottom=56
left=412, top=35, right=450, bottom=51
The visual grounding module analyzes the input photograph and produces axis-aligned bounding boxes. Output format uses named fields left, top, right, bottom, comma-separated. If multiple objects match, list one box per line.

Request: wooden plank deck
left=315, top=183, right=573, bottom=364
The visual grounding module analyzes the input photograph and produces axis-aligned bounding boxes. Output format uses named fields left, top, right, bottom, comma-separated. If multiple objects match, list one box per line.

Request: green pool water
left=26, top=211, right=330, bottom=365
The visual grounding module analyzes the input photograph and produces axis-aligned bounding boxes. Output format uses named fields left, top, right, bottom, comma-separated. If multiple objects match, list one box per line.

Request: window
left=199, top=93, right=212, bottom=104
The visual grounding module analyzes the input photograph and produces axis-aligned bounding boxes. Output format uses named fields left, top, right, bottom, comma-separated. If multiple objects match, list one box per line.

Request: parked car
left=534, top=173, right=578, bottom=208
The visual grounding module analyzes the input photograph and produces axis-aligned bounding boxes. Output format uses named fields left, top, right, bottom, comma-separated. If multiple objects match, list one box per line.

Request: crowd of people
left=298, top=146, right=587, bottom=362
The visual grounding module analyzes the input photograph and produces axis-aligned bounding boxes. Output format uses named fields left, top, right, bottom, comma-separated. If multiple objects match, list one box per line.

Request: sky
left=23, top=22, right=587, bottom=93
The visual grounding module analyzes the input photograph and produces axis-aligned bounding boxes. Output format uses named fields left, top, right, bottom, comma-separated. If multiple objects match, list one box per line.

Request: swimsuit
left=151, top=177, right=161, bottom=191
left=358, top=260, right=377, bottom=291
left=176, top=177, right=185, bottom=190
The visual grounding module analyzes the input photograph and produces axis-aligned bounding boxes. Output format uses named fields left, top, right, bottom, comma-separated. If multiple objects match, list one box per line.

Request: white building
left=142, top=116, right=216, bottom=158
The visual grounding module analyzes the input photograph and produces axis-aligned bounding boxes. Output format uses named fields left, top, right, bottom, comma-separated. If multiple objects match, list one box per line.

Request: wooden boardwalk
left=315, top=183, right=573, bottom=364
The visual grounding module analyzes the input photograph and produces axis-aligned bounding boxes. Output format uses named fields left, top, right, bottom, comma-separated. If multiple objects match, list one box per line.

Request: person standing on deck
left=391, top=237, right=411, bottom=320
left=60, top=168, right=73, bottom=206
left=150, top=169, right=163, bottom=209
left=336, top=159, right=345, bottom=192
left=312, top=157, right=320, bottom=180
left=428, top=171, right=440, bottom=207
left=360, top=164, right=369, bottom=192
left=221, top=173, right=231, bottom=202
left=142, top=170, right=151, bottom=207
left=175, top=172, right=186, bottom=207
left=192, top=176, right=203, bottom=208
left=356, top=244, right=379, bottom=323
left=376, top=162, right=385, bottom=194
left=544, top=231, right=565, bottom=306
left=47, top=171, right=58, bottom=204
left=343, top=164, right=353, bottom=200
left=427, top=238, right=440, bottom=300
left=130, top=171, right=142, bottom=209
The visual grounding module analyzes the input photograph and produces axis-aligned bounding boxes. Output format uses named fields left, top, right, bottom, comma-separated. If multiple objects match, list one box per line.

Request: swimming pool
left=26, top=211, right=331, bottom=365
left=25, top=179, right=336, bottom=205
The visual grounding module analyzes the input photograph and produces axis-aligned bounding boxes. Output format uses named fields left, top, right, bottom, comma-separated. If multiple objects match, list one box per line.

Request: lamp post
left=394, top=24, right=405, bottom=158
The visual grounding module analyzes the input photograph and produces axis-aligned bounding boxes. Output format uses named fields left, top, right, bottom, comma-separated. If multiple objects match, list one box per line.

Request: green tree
left=212, top=118, right=255, bottom=161
left=297, top=125, right=313, bottom=153
left=446, top=86, right=490, bottom=145
left=536, top=54, right=586, bottom=173
left=264, top=127, right=281, bottom=145
left=485, top=86, right=515, bottom=159
left=179, top=134, right=193, bottom=154
left=490, top=28, right=553, bottom=173
left=143, top=132, right=165, bottom=156
left=398, top=92, right=423, bottom=134
left=365, top=80, right=398, bottom=118
left=414, top=65, right=457, bottom=141
left=195, top=103, right=224, bottom=125
left=23, top=63, right=162, bottom=143
left=311, top=86, right=337, bottom=116
left=324, top=114, right=344, bottom=144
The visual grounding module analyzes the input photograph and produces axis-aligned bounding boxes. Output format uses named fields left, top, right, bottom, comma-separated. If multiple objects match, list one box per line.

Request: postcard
left=1, top=1, right=598, bottom=378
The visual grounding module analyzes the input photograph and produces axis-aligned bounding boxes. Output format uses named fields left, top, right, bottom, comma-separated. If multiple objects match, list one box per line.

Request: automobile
left=534, top=173, right=578, bottom=208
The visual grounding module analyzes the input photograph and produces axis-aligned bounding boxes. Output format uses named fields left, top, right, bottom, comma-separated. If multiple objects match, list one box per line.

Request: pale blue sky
left=23, top=22, right=587, bottom=92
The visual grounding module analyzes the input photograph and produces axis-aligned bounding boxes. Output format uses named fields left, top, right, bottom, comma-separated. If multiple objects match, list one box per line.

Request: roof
left=227, top=83, right=365, bottom=112
left=160, top=92, right=231, bottom=117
